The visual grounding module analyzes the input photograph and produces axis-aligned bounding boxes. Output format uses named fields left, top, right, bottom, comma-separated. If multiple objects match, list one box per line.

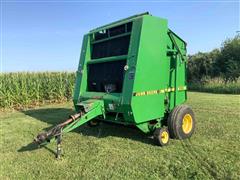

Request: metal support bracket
left=56, top=129, right=62, bottom=159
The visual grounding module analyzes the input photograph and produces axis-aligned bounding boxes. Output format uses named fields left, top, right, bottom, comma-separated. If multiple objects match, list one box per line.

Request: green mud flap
left=63, top=99, right=105, bottom=133
left=136, top=123, right=151, bottom=134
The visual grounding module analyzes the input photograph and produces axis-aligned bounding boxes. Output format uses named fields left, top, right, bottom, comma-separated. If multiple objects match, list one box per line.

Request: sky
left=1, top=0, right=239, bottom=72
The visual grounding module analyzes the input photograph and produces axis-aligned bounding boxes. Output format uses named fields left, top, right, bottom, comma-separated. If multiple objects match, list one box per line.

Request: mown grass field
left=0, top=92, right=240, bottom=179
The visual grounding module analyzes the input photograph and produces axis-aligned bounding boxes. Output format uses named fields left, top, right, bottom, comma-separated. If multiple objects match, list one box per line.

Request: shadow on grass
left=18, top=107, right=154, bottom=154
left=18, top=142, right=56, bottom=156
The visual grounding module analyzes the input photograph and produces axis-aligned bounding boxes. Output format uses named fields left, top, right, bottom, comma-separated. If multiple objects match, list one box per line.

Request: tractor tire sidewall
left=175, top=105, right=195, bottom=139
left=168, top=105, right=182, bottom=138
left=168, top=105, right=196, bottom=139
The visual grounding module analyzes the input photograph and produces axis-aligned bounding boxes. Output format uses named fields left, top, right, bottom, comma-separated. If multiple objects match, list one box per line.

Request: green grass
left=0, top=92, right=240, bottom=179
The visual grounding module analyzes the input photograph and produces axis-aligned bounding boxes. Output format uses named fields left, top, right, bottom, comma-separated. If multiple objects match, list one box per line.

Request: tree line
left=187, top=34, right=240, bottom=82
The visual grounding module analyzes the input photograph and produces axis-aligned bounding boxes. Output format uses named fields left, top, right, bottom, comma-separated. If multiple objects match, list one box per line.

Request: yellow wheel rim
left=161, top=131, right=169, bottom=144
left=182, top=114, right=193, bottom=134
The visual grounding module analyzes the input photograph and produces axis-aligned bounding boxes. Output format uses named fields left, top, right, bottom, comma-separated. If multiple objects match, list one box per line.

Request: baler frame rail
left=34, top=99, right=105, bottom=158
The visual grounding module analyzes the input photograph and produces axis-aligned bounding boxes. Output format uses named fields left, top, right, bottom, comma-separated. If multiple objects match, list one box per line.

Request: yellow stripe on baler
left=133, top=86, right=186, bottom=96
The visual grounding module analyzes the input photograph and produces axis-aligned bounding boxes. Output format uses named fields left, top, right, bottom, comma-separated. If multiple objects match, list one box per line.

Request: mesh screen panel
left=87, top=60, right=126, bottom=92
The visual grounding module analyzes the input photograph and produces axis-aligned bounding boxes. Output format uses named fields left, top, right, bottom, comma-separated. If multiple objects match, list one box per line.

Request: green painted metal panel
left=168, top=31, right=187, bottom=108
left=121, top=18, right=143, bottom=111
left=87, top=55, right=127, bottom=64
left=74, top=13, right=187, bottom=133
left=73, top=34, right=89, bottom=107
left=64, top=99, right=105, bottom=133
left=131, top=16, right=169, bottom=123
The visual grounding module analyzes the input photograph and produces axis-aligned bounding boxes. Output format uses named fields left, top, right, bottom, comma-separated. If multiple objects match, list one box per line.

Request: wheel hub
left=161, top=131, right=169, bottom=144
left=182, top=114, right=193, bottom=134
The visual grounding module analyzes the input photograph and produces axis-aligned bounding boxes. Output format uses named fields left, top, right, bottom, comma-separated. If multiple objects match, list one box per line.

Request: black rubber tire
left=153, top=127, right=170, bottom=146
left=168, top=105, right=195, bottom=139
left=87, top=119, right=99, bottom=127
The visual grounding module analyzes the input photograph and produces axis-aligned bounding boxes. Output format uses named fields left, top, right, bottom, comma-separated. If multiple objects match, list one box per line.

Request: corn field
left=1, top=72, right=239, bottom=110
left=0, top=72, right=75, bottom=109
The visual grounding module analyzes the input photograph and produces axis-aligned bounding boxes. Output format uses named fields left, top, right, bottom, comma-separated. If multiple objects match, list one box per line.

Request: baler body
left=73, top=13, right=187, bottom=133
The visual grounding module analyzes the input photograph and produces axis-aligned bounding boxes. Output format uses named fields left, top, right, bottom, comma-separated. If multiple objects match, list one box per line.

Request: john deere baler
left=35, top=12, right=196, bottom=158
